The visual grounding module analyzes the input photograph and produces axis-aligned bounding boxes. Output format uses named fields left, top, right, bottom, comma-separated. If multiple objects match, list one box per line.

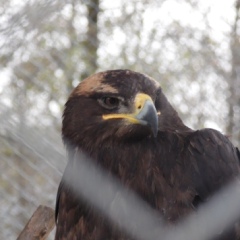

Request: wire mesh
left=1, top=0, right=240, bottom=239
left=62, top=150, right=240, bottom=240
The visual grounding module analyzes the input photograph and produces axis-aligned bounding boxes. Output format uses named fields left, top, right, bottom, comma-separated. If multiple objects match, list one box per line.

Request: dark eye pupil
left=104, top=97, right=118, bottom=106
left=105, top=97, right=118, bottom=106
left=98, top=96, right=120, bottom=109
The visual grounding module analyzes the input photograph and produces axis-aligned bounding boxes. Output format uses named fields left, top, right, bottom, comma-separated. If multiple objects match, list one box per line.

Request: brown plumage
left=55, top=69, right=240, bottom=240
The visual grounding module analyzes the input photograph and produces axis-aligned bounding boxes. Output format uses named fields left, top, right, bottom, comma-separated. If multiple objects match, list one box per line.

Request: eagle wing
left=187, top=129, right=240, bottom=201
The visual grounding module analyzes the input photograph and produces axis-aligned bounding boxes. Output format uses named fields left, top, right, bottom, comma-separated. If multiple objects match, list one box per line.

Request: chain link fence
left=1, top=0, right=240, bottom=239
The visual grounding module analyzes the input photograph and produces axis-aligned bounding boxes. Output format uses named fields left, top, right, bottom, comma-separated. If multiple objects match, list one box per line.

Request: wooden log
left=17, top=205, right=55, bottom=240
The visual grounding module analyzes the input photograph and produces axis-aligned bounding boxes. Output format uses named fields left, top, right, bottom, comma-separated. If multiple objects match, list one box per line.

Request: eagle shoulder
left=186, top=128, right=240, bottom=199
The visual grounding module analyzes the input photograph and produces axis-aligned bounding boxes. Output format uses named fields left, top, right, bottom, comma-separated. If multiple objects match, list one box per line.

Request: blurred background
left=0, top=0, right=240, bottom=239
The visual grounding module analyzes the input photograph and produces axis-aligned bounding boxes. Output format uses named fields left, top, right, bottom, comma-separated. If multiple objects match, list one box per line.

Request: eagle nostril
left=137, top=104, right=142, bottom=110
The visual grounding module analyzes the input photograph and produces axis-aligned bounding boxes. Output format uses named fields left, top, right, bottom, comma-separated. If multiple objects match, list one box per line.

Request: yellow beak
left=102, top=93, right=159, bottom=137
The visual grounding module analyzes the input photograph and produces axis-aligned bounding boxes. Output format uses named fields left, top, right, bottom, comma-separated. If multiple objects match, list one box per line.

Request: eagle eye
left=98, top=97, right=120, bottom=110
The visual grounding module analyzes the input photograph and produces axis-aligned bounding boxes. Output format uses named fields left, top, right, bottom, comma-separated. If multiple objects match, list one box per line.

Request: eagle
left=55, top=69, right=240, bottom=240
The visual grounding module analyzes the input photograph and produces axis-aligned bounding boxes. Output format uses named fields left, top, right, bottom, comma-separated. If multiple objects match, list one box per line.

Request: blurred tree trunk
left=228, top=0, right=240, bottom=145
left=81, top=0, right=99, bottom=80
left=63, top=0, right=99, bottom=95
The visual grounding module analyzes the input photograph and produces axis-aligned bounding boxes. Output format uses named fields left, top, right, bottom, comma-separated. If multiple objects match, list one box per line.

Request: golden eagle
left=55, top=69, right=240, bottom=240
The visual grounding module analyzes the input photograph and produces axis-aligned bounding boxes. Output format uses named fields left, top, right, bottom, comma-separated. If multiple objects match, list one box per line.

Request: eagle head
left=62, top=69, right=186, bottom=151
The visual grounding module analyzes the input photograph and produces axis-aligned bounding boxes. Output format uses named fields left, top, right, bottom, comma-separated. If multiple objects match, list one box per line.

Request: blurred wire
left=1, top=0, right=240, bottom=239
left=63, top=150, right=240, bottom=240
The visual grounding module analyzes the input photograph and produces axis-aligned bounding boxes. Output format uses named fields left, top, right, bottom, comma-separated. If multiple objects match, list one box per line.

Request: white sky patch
left=54, top=68, right=64, bottom=78
left=205, top=0, right=235, bottom=41
left=204, top=120, right=223, bottom=132
left=1, top=97, right=12, bottom=107
left=159, top=1, right=205, bottom=28
left=143, top=0, right=235, bottom=36
left=101, top=0, right=122, bottom=10
left=0, top=69, right=11, bottom=94
left=49, top=100, right=61, bottom=117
